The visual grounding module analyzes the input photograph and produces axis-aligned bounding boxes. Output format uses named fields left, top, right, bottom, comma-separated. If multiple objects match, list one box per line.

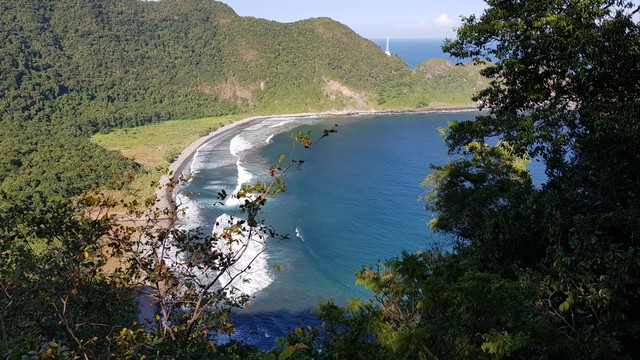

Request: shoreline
left=142, top=105, right=477, bottom=325
left=153, top=106, right=478, bottom=228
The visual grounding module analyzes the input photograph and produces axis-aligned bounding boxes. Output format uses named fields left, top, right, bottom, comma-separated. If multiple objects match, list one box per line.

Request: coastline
left=153, top=106, right=478, bottom=228
left=141, top=105, right=477, bottom=326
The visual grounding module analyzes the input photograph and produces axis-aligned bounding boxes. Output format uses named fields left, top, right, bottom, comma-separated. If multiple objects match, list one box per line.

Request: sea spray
left=223, top=119, right=318, bottom=207
left=225, top=135, right=255, bottom=207
left=161, top=212, right=273, bottom=301
left=212, top=214, right=273, bottom=297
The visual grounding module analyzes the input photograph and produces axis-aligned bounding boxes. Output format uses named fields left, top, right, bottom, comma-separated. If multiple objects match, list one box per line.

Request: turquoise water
left=177, top=111, right=482, bottom=348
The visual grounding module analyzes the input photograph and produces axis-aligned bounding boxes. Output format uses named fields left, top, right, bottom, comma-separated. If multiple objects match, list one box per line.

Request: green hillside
left=414, top=58, right=489, bottom=106
left=0, top=1, right=490, bottom=356
left=0, top=0, right=486, bottom=211
left=3, top=0, right=638, bottom=358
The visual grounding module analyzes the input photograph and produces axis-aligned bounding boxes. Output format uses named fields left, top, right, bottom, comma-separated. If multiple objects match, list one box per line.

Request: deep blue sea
left=370, top=38, right=459, bottom=68
left=176, top=111, right=489, bottom=349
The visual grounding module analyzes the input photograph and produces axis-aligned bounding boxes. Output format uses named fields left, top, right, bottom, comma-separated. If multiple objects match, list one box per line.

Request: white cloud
left=397, top=14, right=456, bottom=32
left=434, top=13, right=455, bottom=27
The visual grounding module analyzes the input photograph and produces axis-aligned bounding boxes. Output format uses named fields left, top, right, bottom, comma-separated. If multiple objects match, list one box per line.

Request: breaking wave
left=160, top=213, right=273, bottom=301
left=172, top=116, right=325, bottom=302
left=223, top=118, right=318, bottom=207
left=212, top=213, right=273, bottom=297
left=295, top=226, right=305, bottom=242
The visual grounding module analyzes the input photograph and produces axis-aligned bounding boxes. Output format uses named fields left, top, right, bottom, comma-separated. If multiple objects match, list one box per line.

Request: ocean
left=370, top=38, right=459, bottom=68
left=176, top=111, right=484, bottom=349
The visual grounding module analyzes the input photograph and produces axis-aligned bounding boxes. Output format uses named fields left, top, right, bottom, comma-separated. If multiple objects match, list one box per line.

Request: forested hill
left=1, top=0, right=443, bottom=132
left=3, top=0, right=639, bottom=358
left=0, top=0, right=484, bottom=214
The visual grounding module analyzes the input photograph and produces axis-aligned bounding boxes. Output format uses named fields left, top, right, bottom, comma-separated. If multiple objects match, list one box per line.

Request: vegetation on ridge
left=10, top=0, right=639, bottom=358
left=0, top=0, right=485, bottom=212
left=278, top=1, right=640, bottom=358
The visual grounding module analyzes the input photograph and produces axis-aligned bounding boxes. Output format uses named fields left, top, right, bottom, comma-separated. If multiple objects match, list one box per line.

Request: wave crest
left=212, top=214, right=273, bottom=298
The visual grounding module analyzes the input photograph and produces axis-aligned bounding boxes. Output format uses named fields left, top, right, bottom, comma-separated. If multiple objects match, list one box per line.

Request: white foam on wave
left=436, top=108, right=479, bottom=114
left=189, top=145, right=205, bottom=176
left=225, top=134, right=256, bottom=207
left=189, top=139, right=236, bottom=177
left=224, top=118, right=320, bottom=207
left=265, top=134, right=274, bottom=144
left=212, top=213, right=273, bottom=298
left=245, top=121, right=274, bottom=131
left=174, top=192, right=205, bottom=230
left=268, top=118, right=296, bottom=128
left=229, top=135, right=253, bottom=156
left=295, top=226, right=305, bottom=242
left=237, top=160, right=252, bottom=187
left=159, top=213, right=272, bottom=306
left=225, top=159, right=253, bottom=207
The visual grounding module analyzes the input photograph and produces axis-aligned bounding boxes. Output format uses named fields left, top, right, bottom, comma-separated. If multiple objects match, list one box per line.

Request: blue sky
left=219, top=1, right=488, bottom=39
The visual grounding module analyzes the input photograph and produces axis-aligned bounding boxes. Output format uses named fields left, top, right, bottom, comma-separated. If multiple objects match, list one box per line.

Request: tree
left=0, top=126, right=336, bottom=359
left=0, top=197, right=136, bottom=359
left=423, top=141, right=546, bottom=271
left=279, top=1, right=640, bottom=359
left=436, top=0, right=640, bottom=357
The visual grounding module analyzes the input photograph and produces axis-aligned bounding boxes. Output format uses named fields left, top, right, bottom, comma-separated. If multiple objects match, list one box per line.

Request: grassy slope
left=90, top=115, right=246, bottom=199
left=91, top=116, right=242, bottom=169
left=413, top=59, right=490, bottom=106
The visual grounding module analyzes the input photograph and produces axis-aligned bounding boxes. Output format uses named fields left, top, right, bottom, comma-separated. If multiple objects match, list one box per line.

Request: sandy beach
left=153, top=115, right=261, bottom=220
left=139, top=106, right=477, bottom=324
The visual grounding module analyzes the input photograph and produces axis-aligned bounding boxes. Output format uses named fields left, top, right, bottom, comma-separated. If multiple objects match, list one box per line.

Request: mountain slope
left=0, top=0, right=485, bottom=210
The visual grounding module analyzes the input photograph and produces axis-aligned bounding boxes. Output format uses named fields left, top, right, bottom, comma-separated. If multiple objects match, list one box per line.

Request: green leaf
left=279, top=343, right=308, bottom=360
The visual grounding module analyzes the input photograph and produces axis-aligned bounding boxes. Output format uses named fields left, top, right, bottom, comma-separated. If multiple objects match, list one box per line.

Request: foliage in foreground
left=3, top=0, right=640, bottom=359
left=276, top=0, right=640, bottom=359
left=0, top=129, right=337, bottom=359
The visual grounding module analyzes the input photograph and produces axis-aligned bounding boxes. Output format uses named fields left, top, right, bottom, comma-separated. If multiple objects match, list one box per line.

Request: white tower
left=385, top=36, right=391, bottom=56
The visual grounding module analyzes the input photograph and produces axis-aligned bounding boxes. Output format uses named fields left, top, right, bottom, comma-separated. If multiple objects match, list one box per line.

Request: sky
left=219, top=1, right=488, bottom=39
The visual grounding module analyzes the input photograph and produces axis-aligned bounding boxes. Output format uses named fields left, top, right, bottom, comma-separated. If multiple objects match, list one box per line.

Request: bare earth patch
left=323, top=78, right=373, bottom=110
